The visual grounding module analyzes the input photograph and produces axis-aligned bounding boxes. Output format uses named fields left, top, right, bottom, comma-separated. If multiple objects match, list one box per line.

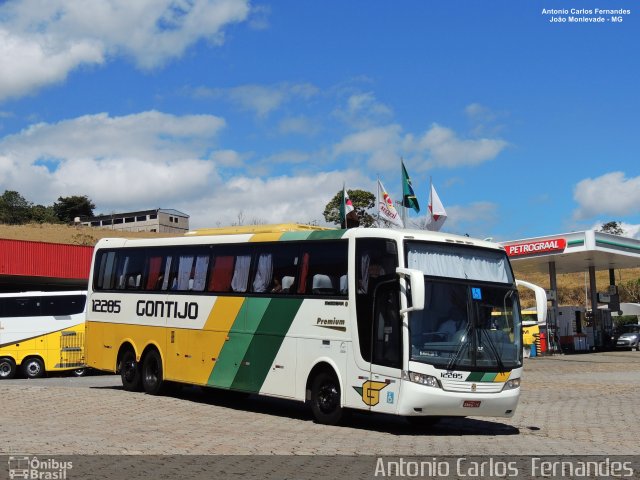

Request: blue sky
left=0, top=0, right=638, bottom=240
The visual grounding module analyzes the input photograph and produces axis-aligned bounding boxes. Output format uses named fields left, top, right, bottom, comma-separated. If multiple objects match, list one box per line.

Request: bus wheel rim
left=318, top=383, right=339, bottom=413
left=123, top=361, right=137, bottom=382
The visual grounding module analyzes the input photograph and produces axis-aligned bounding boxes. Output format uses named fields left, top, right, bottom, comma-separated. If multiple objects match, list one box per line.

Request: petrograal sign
left=505, top=239, right=567, bottom=257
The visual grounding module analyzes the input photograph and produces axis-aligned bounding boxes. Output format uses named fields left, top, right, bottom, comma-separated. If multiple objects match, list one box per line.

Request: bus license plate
left=463, top=400, right=481, bottom=408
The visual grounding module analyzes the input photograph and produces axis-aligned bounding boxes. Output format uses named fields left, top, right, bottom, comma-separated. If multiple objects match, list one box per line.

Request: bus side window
left=208, top=255, right=235, bottom=293
left=298, top=241, right=348, bottom=297
left=4, top=297, right=41, bottom=317
left=252, top=253, right=273, bottom=293
left=231, top=255, right=251, bottom=292
left=145, top=256, right=163, bottom=290
left=95, top=251, right=117, bottom=290
left=251, top=244, right=300, bottom=294
left=191, top=254, right=210, bottom=291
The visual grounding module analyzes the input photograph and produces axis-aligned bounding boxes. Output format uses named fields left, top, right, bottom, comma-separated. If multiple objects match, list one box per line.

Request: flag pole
left=401, top=157, right=408, bottom=228
left=376, top=174, right=381, bottom=227
left=340, top=182, right=346, bottom=229
left=429, top=176, right=433, bottom=225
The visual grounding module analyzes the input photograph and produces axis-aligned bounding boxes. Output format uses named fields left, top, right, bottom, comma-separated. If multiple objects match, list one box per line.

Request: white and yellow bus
left=0, top=291, right=87, bottom=379
left=85, top=224, right=539, bottom=425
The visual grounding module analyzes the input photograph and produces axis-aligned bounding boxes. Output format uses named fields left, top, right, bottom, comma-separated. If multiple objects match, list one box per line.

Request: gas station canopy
left=501, top=230, right=640, bottom=275
left=501, top=230, right=640, bottom=350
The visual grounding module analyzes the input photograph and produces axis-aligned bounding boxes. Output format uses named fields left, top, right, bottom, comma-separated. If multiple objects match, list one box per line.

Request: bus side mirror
left=396, top=268, right=425, bottom=314
left=516, top=279, right=548, bottom=325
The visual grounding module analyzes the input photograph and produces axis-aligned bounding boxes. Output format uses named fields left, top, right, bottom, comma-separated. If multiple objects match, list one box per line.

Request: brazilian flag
left=401, top=160, right=420, bottom=213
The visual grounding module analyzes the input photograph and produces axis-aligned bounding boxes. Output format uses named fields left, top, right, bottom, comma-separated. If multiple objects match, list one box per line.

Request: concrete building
left=80, top=208, right=189, bottom=234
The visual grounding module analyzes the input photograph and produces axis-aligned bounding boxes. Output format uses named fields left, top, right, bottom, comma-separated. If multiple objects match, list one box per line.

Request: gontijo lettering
left=136, top=300, right=198, bottom=319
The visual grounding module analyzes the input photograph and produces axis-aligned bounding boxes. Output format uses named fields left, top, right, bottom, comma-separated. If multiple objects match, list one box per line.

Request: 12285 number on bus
left=92, top=299, right=122, bottom=313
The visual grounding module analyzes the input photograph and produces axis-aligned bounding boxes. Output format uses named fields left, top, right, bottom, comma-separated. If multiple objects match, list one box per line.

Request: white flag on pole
left=377, top=179, right=404, bottom=228
left=426, top=183, right=447, bottom=231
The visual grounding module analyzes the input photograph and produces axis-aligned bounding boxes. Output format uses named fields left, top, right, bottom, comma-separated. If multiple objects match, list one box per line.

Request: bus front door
left=367, top=281, right=402, bottom=415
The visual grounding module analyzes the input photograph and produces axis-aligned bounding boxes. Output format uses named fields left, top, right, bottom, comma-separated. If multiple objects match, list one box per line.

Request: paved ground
left=1, top=351, right=639, bottom=456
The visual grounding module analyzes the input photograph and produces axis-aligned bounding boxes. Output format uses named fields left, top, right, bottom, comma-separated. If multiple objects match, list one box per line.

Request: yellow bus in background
left=0, top=291, right=87, bottom=379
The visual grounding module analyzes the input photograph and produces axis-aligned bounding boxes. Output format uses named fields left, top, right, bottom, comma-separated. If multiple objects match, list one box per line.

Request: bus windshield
left=406, top=242, right=521, bottom=371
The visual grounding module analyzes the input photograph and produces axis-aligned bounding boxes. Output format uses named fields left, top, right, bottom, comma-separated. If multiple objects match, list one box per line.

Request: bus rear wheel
left=141, top=349, right=165, bottom=395
left=22, top=357, right=45, bottom=379
left=72, top=368, right=88, bottom=377
left=310, top=371, right=344, bottom=425
left=0, top=357, right=16, bottom=379
left=120, top=349, right=142, bottom=392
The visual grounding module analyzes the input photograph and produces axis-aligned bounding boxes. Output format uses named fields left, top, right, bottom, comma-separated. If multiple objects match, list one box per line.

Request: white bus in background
left=0, top=291, right=87, bottom=379
left=85, top=224, right=544, bottom=425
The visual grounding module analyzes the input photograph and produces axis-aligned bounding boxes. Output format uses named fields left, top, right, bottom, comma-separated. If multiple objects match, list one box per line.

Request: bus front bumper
left=397, top=380, right=520, bottom=418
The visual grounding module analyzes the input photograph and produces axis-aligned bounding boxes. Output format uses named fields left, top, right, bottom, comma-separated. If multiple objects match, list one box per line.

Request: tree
left=323, top=189, right=376, bottom=227
left=599, top=221, right=624, bottom=236
left=53, top=195, right=96, bottom=223
left=30, top=204, right=59, bottom=224
left=0, top=190, right=32, bottom=225
left=619, top=278, right=640, bottom=303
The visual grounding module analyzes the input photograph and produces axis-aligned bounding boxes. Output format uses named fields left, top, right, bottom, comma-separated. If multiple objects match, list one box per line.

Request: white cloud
left=623, top=224, right=640, bottom=239
left=192, top=83, right=319, bottom=118
left=574, top=172, right=640, bottom=220
left=407, top=202, right=499, bottom=239
left=0, top=0, right=250, bottom=101
left=413, top=124, right=508, bottom=168
left=333, top=124, right=403, bottom=171
left=0, top=111, right=225, bottom=209
left=0, top=109, right=379, bottom=228
left=332, top=121, right=507, bottom=173
left=209, top=149, right=248, bottom=168
left=277, top=116, right=320, bottom=136
left=247, top=4, right=271, bottom=30
left=176, top=169, right=372, bottom=228
left=0, top=27, right=104, bottom=100
left=589, top=220, right=640, bottom=239
left=333, top=92, right=393, bottom=129
left=262, top=151, right=311, bottom=165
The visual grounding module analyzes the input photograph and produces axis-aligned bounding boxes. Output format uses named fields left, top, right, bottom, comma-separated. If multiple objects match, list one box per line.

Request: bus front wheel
left=141, top=349, right=165, bottom=395
left=22, top=357, right=45, bottom=379
left=310, top=371, right=344, bottom=425
left=120, top=349, right=142, bottom=392
left=0, top=357, right=16, bottom=379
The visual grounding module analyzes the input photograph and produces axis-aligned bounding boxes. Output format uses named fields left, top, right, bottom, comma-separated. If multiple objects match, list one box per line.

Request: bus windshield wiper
left=446, top=322, right=471, bottom=371
left=481, top=328, right=506, bottom=372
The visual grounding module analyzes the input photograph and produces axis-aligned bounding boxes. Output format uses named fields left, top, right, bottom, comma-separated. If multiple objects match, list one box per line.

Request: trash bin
left=530, top=343, right=537, bottom=357
left=539, top=332, right=547, bottom=353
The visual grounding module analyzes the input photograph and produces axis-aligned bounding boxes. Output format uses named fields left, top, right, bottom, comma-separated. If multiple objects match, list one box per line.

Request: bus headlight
left=502, top=378, right=521, bottom=390
left=402, top=371, right=441, bottom=388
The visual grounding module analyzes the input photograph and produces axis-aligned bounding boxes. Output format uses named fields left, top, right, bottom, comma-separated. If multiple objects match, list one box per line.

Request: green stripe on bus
left=207, top=298, right=250, bottom=388
left=244, top=297, right=272, bottom=332
left=481, top=373, right=497, bottom=382
left=466, top=372, right=500, bottom=382
left=466, top=372, right=484, bottom=382
left=279, top=231, right=313, bottom=241
left=307, top=229, right=346, bottom=240
left=231, top=298, right=304, bottom=392
left=208, top=331, right=253, bottom=389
